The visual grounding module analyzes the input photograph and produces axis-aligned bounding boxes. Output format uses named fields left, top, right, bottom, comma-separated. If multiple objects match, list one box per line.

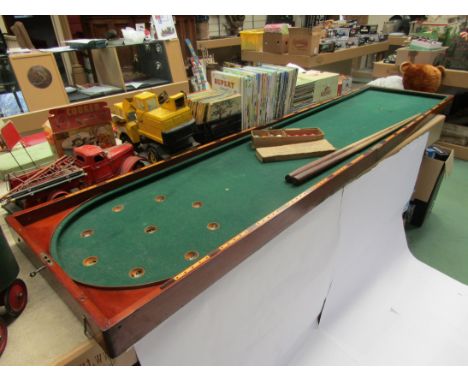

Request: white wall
left=245, top=15, right=268, bottom=29
left=208, top=15, right=268, bottom=37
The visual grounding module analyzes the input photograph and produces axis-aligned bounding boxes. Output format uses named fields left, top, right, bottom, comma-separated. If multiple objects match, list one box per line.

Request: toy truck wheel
left=4, top=279, right=28, bottom=318
left=146, top=145, right=161, bottom=164
left=0, top=318, right=7, bottom=356
left=120, top=156, right=145, bottom=174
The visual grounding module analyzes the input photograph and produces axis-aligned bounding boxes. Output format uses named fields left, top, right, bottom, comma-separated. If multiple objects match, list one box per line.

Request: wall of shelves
left=4, top=80, right=189, bottom=134
left=242, top=41, right=390, bottom=69
left=1, top=39, right=188, bottom=133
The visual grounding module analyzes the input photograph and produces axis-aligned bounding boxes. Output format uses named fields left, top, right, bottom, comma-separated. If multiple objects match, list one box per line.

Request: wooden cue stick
left=285, top=113, right=422, bottom=185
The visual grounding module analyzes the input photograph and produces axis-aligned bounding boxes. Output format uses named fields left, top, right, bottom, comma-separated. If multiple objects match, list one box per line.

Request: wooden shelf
left=197, top=37, right=241, bottom=50
left=387, top=35, right=410, bottom=46
left=1, top=39, right=189, bottom=134
left=373, top=60, right=468, bottom=89
left=242, top=41, right=389, bottom=69
left=5, top=80, right=190, bottom=135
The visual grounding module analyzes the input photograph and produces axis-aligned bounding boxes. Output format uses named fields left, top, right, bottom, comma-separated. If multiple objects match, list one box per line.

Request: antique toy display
left=1, top=101, right=145, bottom=211
left=4, top=88, right=451, bottom=357
left=46, top=102, right=116, bottom=157
left=112, top=91, right=196, bottom=163
left=1, top=143, right=144, bottom=211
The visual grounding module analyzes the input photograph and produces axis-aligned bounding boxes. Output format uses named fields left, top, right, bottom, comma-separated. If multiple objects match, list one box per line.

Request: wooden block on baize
left=256, top=139, right=335, bottom=162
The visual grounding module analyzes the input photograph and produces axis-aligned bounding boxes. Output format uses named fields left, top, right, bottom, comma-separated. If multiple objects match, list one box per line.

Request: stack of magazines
left=210, top=64, right=298, bottom=130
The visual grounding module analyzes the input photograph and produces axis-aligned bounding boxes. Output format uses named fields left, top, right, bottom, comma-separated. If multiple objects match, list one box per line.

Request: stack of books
left=210, top=64, right=298, bottom=130
left=291, top=71, right=339, bottom=113
left=187, top=89, right=241, bottom=125
left=292, top=74, right=319, bottom=112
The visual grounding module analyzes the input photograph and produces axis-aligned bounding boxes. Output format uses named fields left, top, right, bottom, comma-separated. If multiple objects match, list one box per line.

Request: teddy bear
left=399, top=61, right=445, bottom=93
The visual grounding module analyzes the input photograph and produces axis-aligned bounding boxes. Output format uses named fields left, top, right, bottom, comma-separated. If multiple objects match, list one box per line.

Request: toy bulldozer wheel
left=147, top=145, right=160, bottom=164
left=0, top=317, right=7, bottom=356
left=3, top=279, right=28, bottom=318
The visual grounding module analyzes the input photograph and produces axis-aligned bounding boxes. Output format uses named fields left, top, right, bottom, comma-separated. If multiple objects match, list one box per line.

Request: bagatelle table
left=5, top=87, right=451, bottom=357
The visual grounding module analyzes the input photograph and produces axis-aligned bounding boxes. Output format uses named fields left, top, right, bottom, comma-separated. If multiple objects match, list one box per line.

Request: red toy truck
left=2, top=143, right=144, bottom=211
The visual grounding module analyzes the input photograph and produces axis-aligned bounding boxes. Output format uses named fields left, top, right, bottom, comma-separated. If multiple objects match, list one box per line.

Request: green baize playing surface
left=50, top=89, right=442, bottom=287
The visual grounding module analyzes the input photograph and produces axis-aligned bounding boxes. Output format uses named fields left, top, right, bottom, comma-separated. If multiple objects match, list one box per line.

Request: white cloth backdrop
left=289, top=132, right=468, bottom=365
left=135, top=132, right=468, bottom=365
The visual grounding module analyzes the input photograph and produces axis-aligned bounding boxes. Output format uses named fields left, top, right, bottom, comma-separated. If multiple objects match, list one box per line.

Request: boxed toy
left=359, top=24, right=378, bottom=34
left=319, top=40, right=336, bottom=53
left=44, top=102, right=116, bottom=156
left=334, top=28, right=350, bottom=39
left=288, top=27, right=322, bottom=55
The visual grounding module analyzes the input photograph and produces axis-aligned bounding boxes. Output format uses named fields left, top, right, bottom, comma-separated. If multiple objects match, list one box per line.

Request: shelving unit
left=242, top=41, right=389, bottom=69
left=387, top=35, right=410, bottom=46
left=196, top=36, right=241, bottom=50
left=47, top=39, right=177, bottom=104
left=196, top=36, right=242, bottom=66
left=373, top=60, right=468, bottom=89
left=1, top=39, right=189, bottom=134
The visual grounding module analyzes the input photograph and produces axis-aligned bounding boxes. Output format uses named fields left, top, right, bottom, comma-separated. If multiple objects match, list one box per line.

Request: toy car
left=1, top=143, right=145, bottom=211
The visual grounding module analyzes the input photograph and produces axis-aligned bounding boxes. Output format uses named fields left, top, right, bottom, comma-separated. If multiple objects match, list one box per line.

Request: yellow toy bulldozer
left=112, top=91, right=196, bottom=163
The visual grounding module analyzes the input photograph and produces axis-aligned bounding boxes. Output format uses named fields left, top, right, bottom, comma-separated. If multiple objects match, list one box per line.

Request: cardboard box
left=409, top=146, right=454, bottom=226
left=288, top=27, right=322, bottom=56
left=435, top=140, right=468, bottom=161
left=395, top=46, right=448, bottom=66
left=439, top=122, right=468, bottom=146
left=45, top=102, right=116, bottom=157
left=44, top=121, right=116, bottom=157
left=263, top=32, right=289, bottom=54
left=54, top=342, right=139, bottom=366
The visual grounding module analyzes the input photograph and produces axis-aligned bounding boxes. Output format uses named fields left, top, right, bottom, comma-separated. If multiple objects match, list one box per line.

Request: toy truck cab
left=140, top=92, right=195, bottom=149
left=113, top=92, right=159, bottom=145
left=73, top=143, right=142, bottom=185
left=112, top=91, right=196, bottom=163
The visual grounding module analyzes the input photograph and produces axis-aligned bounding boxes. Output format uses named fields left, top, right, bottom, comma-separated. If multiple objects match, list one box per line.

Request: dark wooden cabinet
left=81, top=16, right=151, bottom=39
left=174, top=16, right=197, bottom=64
left=81, top=16, right=151, bottom=70
left=76, top=16, right=196, bottom=66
